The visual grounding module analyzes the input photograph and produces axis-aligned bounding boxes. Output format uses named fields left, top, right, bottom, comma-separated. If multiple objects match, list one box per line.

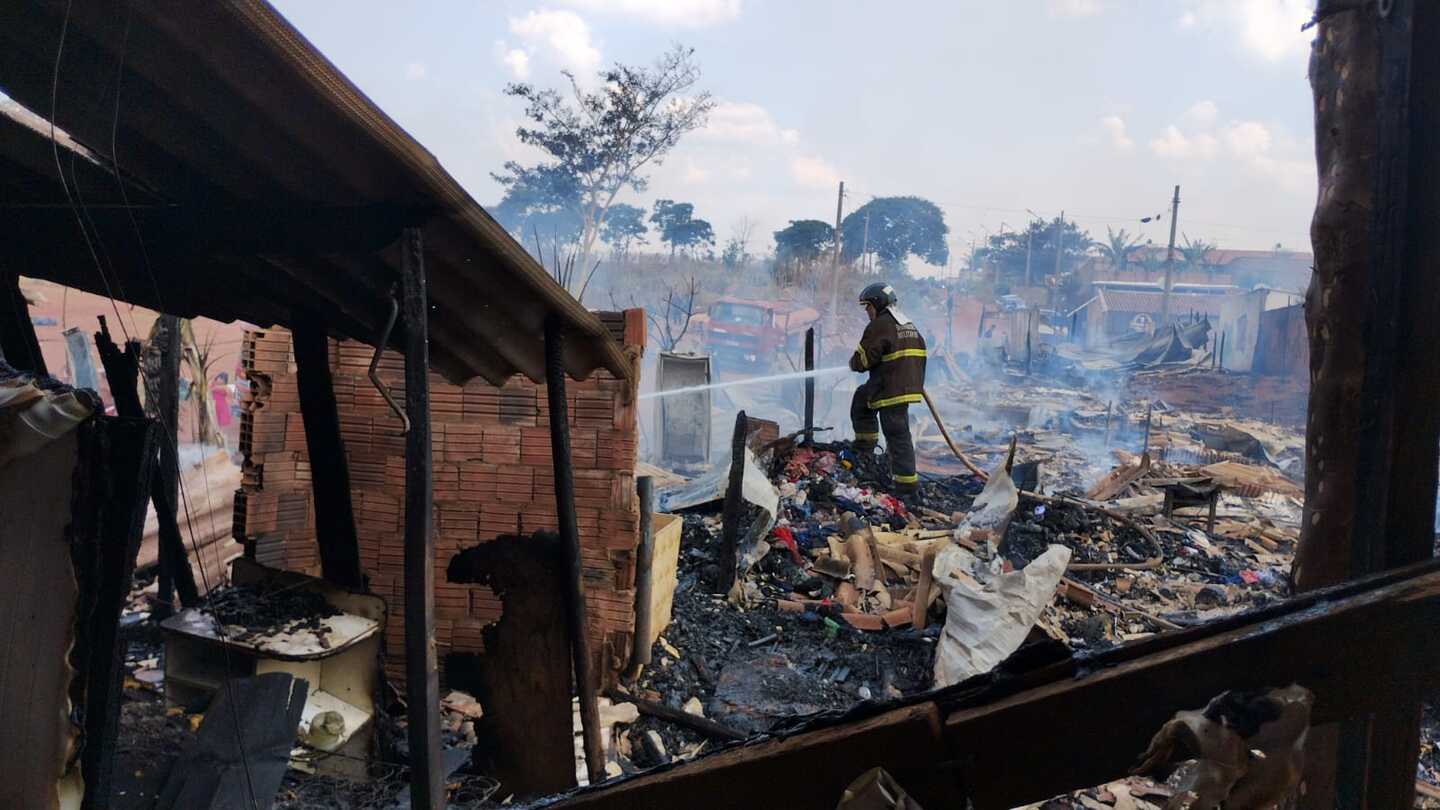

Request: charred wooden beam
left=75, top=417, right=160, bottom=810
left=149, top=316, right=186, bottom=615
left=94, top=317, right=199, bottom=609
left=545, top=312, right=606, bottom=785
left=0, top=271, right=46, bottom=374
left=715, top=410, right=748, bottom=594
left=400, top=227, right=443, bottom=810
left=803, top=328, right=815, bottom=445
left=291, top=317, right=365, bottom=590
left=549, top=561, right=1440, bottom=810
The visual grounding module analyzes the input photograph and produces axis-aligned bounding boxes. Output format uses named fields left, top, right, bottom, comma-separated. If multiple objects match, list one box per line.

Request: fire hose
left=921, top=390, right=989, bottom=481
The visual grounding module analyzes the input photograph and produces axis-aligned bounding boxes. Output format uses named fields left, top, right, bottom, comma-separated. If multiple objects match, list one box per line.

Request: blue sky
left=271, top=0, right=1318, bottom=274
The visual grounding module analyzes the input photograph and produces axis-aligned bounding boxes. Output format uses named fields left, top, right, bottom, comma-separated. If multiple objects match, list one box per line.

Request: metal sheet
left=656, top=353, right=712, bottom=466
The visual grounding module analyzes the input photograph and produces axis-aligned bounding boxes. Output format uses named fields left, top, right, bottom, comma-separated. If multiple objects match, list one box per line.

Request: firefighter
left=849, top=282, right=926, bottom=496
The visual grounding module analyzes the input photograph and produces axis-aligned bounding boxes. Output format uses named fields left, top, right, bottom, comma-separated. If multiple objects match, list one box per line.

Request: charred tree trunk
left=1298, top=3, right=1440, bottom=806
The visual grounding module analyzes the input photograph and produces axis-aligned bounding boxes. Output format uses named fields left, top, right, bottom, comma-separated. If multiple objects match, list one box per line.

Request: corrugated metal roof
left=0, top=0, right=629, bottom=385
left=1096, top=289, right=1227, bottom=317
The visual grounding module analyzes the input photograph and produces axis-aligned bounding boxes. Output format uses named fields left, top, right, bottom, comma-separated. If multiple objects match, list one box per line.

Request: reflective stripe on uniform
left=854, top=431, right=881, bottom=441
left=880, top=348, right=928, bottom=362
left=853, top=344, right=869, bottom=369
left=867, top=393, right=923, bottom=409
left=893, top=472, right=919, bottom=484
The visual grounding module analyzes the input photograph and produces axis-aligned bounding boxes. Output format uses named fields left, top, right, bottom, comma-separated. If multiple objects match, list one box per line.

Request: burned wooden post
left=1296, top=3, right=1440, bottom=806
left=93, top=318, right=200, bottom=609
left=803, top=327, right=815, bottom=446
left=0, top=272, right=46, bottom=374
left=716, top=410, right=748, bottom=595
left=1140, top=402, right=1152, bottom=459
left=399, top=227, right=443, bottom=810
left=74, top=417, right=160, bottom=810
left=291, top=318, right=365, bottom=590
left=625, top=475, right=656, bottom=682
left=544, top=313, right=606, bottom=785
left=147, top=315, right=184, bottom=615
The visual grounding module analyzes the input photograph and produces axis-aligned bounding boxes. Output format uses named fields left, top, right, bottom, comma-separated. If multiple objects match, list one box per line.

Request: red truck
left=693, top=296, right=821, bottom=371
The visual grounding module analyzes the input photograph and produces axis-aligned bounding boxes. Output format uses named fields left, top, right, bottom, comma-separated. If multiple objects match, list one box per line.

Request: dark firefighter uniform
left=849, top=309, right=927, bottom=493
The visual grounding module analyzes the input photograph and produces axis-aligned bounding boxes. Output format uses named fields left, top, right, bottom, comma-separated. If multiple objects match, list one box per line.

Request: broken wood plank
left=912, top=546, right=937, bottom=630
left=606, top=691, right=748, bottom=742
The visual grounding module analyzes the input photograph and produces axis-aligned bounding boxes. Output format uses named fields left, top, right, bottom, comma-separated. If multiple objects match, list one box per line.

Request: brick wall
left=235, top=314, right=642, bottom=684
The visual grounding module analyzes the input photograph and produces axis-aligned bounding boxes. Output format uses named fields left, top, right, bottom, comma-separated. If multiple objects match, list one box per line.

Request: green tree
left=772, top=219, right=834, bottom=285
left=773, top=219, right=833, bottom=263
left=839, top=197, right=949, bottom=272
left=1097, top=226, right=1142, bottom=272
left=1179, top=234, right=1218, bottom=270
left=650, top=200, right=714, bottom=258
left=490, top=163, right=584, bottom=245
left=493, top=45, right=715, bottom=292
left=599, top=203, right=648, bottom=260
left=978, top=218, right=1094, bottom=283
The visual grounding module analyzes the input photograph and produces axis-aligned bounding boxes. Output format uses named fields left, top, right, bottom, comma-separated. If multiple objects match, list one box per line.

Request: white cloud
left=1220, top=120, right=1314, bottom=191
left=681, top=159, right=711, bottom=184
left=1048, top=0, right=1105, bottom=17
left=1150, top=114, right=1315, bottom=193
left=1099, top=115, right=1134, bottom=151
left=698, top=101, right=800, bottom=146
left=1183, top=100, right=1219, bottom=128
left=558, top=0, right=741, bottom=27
left=1222, top=120, right=1273, bottom=159
left=405, top=62, right=428, bottom=80
left=1180, top=0, right=1314, bottom=63
left=1150, top=125, right=1219, bottom=159
left=508, top=10, right=602, bottom=76
left=790, top=155, right=840, bottom=190
left=494, top=44, right=531, bottom=80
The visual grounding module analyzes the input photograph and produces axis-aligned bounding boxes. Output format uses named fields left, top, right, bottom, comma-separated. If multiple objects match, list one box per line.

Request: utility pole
left=1159, top=185, right=1181, bottom=328
left=828, top=181, right=845, bottom=319
left=1023, top=227, right=1034, bottom=288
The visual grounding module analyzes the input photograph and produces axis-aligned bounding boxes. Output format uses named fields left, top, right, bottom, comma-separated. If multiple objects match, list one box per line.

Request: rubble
left=611, top=359, right=1310, bottom=783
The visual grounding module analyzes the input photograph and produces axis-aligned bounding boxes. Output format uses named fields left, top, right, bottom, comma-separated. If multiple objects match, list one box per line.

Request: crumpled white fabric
left=931, top=543, right=1070, bottom=688
left=0, top=378, right=92, bottom=467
